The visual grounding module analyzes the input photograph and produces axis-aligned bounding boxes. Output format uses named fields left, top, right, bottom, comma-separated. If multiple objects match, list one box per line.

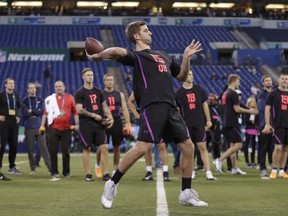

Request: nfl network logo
left=0, top=50, right=7, bottom=62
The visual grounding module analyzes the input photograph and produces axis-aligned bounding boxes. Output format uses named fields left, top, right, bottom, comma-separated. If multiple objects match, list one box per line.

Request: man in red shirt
left=40, top=81, right=79, bottom=181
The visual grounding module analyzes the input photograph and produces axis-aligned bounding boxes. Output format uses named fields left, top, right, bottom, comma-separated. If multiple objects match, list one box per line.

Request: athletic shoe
left=269, top=169, right=277, bottom=179
left=213, top=159, right=223, bottom=174
left=8, top=167, right=23, bottom=175
left=278, top=170, right=288, bottom=179
left=206, top=171, right=217, bottom=180
left=192, top=171, right=195, bottom=180
left=154, top=164, right=162, bottom=169
left=0, top=173, right=11, bottom=181
left=260, top=170, right=269, bottom=180
left=245, top=163, right=252, bottom=168
left=95, top=167, right=103, bottom=178
left=101, top=179, right=118, bottom=209
left=63, top=173, right=72, bottom=178
left=142, top=172, right=153, bottom=181
left=195, top=166, right=205, bottom=171
left=50, top=174, right=60, bottom=182
left=30, top=169, right=36, bottom=175
left=163, top=171, right=171, bottom=181
left=178, top=189, right=208, bottom=207
left=231, top=168, right=246, bottom=175
left=85, top=173, right=94, bottom=182
left=103, top=173, right=111, bottom=181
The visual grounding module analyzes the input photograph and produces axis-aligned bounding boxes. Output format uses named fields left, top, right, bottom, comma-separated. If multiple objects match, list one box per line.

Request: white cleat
left=213, top=159, right=223, bottom=174
left=101, top=179, right=118, bottom=209
left=231, top=168, right=246, bottom=175
left=206, top=171, right=217, bottom=180
left=179, top=189, right=208, bottom=207
left=192, top=171, right=195, bottom=180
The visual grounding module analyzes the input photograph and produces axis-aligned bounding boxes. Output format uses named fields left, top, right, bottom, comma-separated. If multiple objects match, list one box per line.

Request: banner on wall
left=175, top=18, right=203, bottom=25
left=0, top=50, right=7, bottom=62
left=8, top=17, right=46, bottom=24
left=158, top=17, right=168, bottom=25
left=224, top=19, right=251, bottom=26
left=0, top=49, right=68, bottom=61
left=72, top=17, right=101, bottom=24
left=122, top=17, right=151, bottom=25
left=277, top=22, right=288, bottom=29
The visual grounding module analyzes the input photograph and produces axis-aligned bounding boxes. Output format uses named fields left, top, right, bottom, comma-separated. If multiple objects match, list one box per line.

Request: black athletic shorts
left=223, top=127, right=242, bottom=143
left=106, top=118, right=123, bottom=147
left=188, top=127, right=206, bottom=143
left=137, top=102, right=190, bottom=144
left=274, top=127, right=288, bottom=145
left=78, top=120, right=107, bottom=148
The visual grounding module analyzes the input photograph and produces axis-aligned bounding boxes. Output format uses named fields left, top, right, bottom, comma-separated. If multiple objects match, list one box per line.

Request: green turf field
left=1, top=154, right=287, bottom=216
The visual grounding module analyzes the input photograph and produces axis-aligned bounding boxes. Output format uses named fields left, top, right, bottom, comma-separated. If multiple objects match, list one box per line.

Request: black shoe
left=163, top=171, right=171, bottom=181
left=63, top=173, right=72, bottom=178
left=85, top=173, right=94, bottom=182
left=142, top=172, right=153, bottom=181
left=195, top=166, right=204, bottom=171
left=102, top=173, right=111, bottom=181
left=0, top=173, right=12, bottom=181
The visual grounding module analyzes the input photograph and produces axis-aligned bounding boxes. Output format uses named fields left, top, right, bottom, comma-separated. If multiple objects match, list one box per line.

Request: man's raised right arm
left=87, top=47, right=128, bottom=62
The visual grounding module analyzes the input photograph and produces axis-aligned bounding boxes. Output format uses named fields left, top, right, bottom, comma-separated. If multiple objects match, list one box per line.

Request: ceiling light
left=209, top=3, right=235, bottom=9
left=112, top=2, right=140, bottom=7
left=265, top=4, right=287, bottom=9
left=0, top=2, right=7, bottom=6
left=12, top=1, right=43, bottom=7
left=172, top=2, right=207, bottom=8
left=76, top=1, right=107, bottom=7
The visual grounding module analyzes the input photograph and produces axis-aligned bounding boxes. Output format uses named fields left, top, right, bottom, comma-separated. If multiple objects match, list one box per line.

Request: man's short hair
left=280, top=72, right=288, bottom=77
left=227, top=74, right=240, bottom=85
left=261, top=75, right=271, bottom=83
left=103, top=73, right=114, bottom=81
left=125, top=21, right=147, bottom=44
left=82, top=67, right=93, bottom=74
left=5, top=77, right=14, bottom=84
left=27, top=82, right=36, bottom=89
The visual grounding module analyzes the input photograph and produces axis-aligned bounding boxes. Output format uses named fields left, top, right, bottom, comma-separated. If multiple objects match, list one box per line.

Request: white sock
left=162, top=165, right=168, bottom=172
left=95, top=163, right=100, bottom=169
left=146, top=166, right=152, bottom=172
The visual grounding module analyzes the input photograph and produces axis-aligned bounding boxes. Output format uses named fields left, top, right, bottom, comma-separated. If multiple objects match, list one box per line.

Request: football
left=85, top=37, right=104, bottom=55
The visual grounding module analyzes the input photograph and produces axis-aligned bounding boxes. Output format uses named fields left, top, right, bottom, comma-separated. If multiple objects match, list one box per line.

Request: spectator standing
left=257, top=75, right=274, bottom=179
left=0, top=77, right=22, bottom=175
left=22, top=83, right=51, bottom=174
left=40, top=81, right=79, bottom=181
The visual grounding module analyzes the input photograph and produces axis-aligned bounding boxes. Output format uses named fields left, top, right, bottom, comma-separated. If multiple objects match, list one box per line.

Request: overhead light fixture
left=76, top=1, right=107, bottom=7
left=265, top=4, right=287, bottom=9
left=12, top=1, right=43, bottom=7
left=172, top=2, right=207, bottom=8
left=0, top=2, right=8, bottom=6
left=209, top=3, right=235, bottom=9
left=112, top=2, right=140, bottom=7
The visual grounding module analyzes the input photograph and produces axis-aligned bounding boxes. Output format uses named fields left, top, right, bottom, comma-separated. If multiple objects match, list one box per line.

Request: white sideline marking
left=156, top=169, right=169, bottom=216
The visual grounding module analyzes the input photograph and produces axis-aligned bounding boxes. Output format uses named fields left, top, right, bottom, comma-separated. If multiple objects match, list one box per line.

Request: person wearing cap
left=214, top=74, right=258, bottom=175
